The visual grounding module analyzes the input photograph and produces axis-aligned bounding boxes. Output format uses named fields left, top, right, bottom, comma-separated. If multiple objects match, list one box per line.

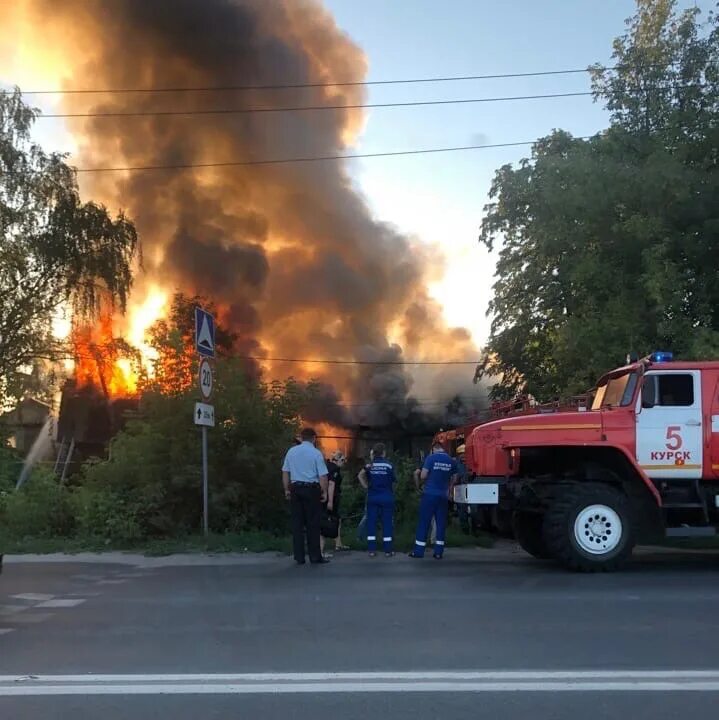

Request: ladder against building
left=53, top=436, right=75, bottom=483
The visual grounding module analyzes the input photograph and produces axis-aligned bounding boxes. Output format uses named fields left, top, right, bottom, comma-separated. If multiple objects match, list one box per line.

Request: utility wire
left=52, top=349, right=483, bottom=366
left=37, top=91, right=592, bottom=118
left=4, top=67, right=606, bottom=95
left=308, top=400, right=486, bottom=408
left=239, top=355, right=480, bottom=365
left=16, top=138, right=583, bottom=174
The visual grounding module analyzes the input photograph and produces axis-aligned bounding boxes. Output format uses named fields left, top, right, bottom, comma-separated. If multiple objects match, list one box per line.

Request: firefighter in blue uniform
left=358, top=443, right=396, bottom=557
left=409, top=440, right=458, bottom=559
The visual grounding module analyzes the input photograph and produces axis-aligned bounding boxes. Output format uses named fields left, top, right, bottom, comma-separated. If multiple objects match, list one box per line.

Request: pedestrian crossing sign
left=195, top=307, right=216, bottom=358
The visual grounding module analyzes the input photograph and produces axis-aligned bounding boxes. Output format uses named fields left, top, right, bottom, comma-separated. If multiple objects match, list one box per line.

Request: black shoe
left=310, top=557, right=331, bottom=564
left=295, top=559, right=306, bottom=565
left=408, top=551, right=423, bottom=559
left=385, top=552, right=395, bottom=558
left=433, top=553, right=443, bottom=560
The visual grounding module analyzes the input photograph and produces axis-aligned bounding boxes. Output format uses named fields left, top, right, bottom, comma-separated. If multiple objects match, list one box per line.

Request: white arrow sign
left=194, top=402, right=215, bottom=427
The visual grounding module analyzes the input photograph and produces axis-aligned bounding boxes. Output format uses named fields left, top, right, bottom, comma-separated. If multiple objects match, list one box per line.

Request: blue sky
left=324, top=0, right=710, bottom=343
left=2, top=0, right=710, bottom=348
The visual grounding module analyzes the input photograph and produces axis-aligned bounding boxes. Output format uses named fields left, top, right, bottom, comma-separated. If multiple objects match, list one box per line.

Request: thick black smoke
left=7, top=0, right=484, bottom=427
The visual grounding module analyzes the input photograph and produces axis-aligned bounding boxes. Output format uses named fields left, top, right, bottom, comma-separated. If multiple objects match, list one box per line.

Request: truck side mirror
left=641, top=398, right=655, bottom=409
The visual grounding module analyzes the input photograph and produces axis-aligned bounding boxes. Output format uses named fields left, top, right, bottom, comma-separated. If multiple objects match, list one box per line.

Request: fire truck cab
left=454, top=353, right=719, bottom=571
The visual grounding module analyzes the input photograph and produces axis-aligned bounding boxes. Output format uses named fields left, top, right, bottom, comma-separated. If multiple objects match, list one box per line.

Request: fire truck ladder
left=53, top=436, right=76, bottom=484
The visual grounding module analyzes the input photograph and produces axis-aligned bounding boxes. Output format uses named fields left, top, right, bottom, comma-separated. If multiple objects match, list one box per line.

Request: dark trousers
left=290, top=483, right=322, bottom=563
left=413, top=494, right=449, bottom=557
left=366, top=499, right=394, bottom=553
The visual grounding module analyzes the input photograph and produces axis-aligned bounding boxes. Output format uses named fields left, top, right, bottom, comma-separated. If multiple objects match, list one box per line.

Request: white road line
left=95, top=579, right=126, bottom=585
left=11, top=594, right=55, bottom=602
left=0, top=629, right=14, bottom=636
left=8, top=613, right=54, bottom=624
left=113, top=573, right=149, bottom=579
left=66, top=592, right=102, bottom=598
left=35, top=599, right=86, bottom=609
left=3, top=680, right=719, bottom=696
left=0, top=605, right=29, bottom=616
left=6, top=671, right=719, bottom=682
left=1, top=671, right=719, bottom=696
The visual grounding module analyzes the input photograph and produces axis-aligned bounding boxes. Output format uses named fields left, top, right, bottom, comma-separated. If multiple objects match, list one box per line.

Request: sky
left=2, top=0, right=711, bottom=348
left=324, top=0, right=711, bottom=344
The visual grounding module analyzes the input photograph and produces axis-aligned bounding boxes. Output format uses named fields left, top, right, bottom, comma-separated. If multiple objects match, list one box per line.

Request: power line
left=239, top=355, right=480, bottom=366
left=66, top=350, right=483, bottom=366
left=37, top=91, right=592, bottom=118
left=309, top=398, right=486, bottom=408
left=20, top=138, right=583, bottom=174
left=4, top=67, right=605, bottom=95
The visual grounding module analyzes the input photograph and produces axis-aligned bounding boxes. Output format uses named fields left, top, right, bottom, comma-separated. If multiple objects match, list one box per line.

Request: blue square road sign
left=195, top=307, right=216, bottom=358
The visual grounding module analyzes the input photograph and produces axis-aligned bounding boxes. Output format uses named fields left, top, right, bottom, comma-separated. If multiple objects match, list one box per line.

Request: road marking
left=66, top=592, right=102, bottom=598
left=0, top=606, right=29, bottom=616
left=35, top=599, right=86, bottom=608
left=0, top=629, right=14, bottom=636
left=11, top=594, right=55, bottom=602
left=2, top=671, right=719, bottom=696
left=8, top=613, right=54, bottom=624
left=95, top=579, right=126, bottom=585
left=113, top=573, right=148, bottom=579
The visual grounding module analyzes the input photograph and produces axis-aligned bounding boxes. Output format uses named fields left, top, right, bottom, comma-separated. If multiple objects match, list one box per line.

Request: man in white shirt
left=282, top=427, right=329, bottom=565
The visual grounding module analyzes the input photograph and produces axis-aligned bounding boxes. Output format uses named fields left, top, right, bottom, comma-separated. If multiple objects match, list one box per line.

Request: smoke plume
left=1, top=0, right=483, bottom=428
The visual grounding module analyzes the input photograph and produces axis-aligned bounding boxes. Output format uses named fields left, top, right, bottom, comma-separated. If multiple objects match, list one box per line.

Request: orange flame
left=72, top=312, right=138, bottom=398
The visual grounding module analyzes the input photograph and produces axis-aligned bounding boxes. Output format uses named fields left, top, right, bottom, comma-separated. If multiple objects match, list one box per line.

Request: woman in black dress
left=320, top=451, right=349, bottom=556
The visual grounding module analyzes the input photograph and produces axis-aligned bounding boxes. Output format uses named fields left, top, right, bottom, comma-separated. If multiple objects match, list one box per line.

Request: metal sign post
left=202, top=426, right=209, bottom=536
left=194, top=307, right=215, bottom=537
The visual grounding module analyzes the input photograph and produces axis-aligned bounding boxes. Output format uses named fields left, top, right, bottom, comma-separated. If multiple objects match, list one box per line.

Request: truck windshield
left=591, top=371, right=638, bottom=410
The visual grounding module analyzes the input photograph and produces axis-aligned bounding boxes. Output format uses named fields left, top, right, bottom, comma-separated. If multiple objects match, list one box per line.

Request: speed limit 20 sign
left=198, top=357, right=214, bottom=401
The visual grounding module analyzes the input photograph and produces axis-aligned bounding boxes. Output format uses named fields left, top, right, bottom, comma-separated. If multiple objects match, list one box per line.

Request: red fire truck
left=453, top=353, right=719, bottom=571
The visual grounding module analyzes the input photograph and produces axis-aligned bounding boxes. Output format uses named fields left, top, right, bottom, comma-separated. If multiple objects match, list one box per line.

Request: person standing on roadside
left=356, top=448, right=374, bottom=543
left=282, top=427, right=330, bottom=565
left=409, top=441, right=458, bottom=559
left=413, top=455, right=435, bottom=545
left=358, top=443, right=396, bottom=557
left=320, top=450, right=348, bottom=557
left=328, top=451, right=350, bottom=551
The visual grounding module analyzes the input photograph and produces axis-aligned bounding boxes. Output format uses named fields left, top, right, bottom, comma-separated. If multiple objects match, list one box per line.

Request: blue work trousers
left=413, top=494, right=448, bottom=557
left=366, top=498, right=394, bottom=553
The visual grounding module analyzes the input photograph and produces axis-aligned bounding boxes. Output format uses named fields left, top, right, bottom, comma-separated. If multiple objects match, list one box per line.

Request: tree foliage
left=0, top=89, right=139, bottom=402
left=479, top=0, right=719, bottom=399
left=74, top=295, right=316, bottom=540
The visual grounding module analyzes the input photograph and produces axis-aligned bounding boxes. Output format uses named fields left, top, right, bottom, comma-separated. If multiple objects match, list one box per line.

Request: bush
left=71, top=482, right=143, bottom=544
left=1, top=468, right=74, bottom=539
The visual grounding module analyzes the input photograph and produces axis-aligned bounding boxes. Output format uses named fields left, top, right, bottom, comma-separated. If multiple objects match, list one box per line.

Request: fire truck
left=453, top=353, right=719, bottom=571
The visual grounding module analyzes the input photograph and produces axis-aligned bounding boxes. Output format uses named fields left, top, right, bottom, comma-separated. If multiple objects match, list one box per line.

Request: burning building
left=2, top=0, right=486, bottom=450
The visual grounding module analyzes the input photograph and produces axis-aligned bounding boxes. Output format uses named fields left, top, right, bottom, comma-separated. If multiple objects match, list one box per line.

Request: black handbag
left=320, top=510, right=340, bottom=539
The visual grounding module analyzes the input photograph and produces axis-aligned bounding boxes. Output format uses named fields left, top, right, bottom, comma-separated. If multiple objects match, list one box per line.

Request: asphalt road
left=1, top=545, right=719, bottom=719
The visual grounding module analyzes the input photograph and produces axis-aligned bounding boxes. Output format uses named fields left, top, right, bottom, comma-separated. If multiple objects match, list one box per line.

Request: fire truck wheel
left=543, top=483, right=634, bottom=572
left=512, top=511, right=552, bottom=560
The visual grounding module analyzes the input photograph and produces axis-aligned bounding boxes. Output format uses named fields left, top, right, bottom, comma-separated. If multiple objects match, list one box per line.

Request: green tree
left=75, top=294, right=318, bottom=541
left=0, top=89, right=139, bottom=403
left=478, top=0, right=719, bottom=399
left=143, top=293, right=237, bottom=396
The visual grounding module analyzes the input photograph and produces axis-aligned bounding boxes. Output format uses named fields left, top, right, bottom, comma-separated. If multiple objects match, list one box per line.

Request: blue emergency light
left=650, top=351, right=673, bottom=362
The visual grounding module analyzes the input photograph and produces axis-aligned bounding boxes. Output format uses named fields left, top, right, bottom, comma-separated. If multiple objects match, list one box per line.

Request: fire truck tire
left=512, top=511, right=552, bottom=560
left=543, top=483, right=635, bottom=572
